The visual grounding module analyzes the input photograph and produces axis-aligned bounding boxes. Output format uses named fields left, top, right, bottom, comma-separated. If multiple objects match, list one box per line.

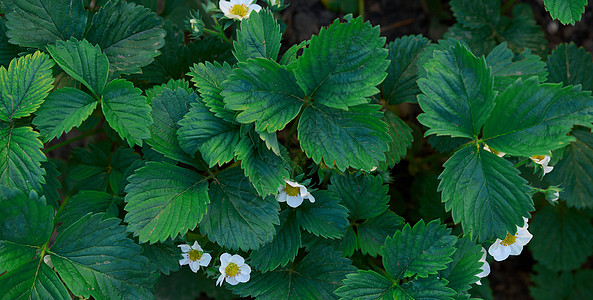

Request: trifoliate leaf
left=357, top=210, right=405, bottom=257
left=101, top=79, right=152, bottom=147
left=58, top=190, right=121, bottom=227
left=222, top=58, right=305, bottom=133
left=439, top=237, right=483, bottom=294
left=50, top=213, right=156, bottom=299
left=33, top=87, right=98, bottom=142
left=47, top=38, right=109, bottom=96
left=232, top=246, right=356, bottom=299
left=328, top=172, right=389, bottom=220
left=0, top=18, right=21, bottom=67
left=417, top=41, right=494, bottom=140
left=3, top=0, right=87, bottom=49
left=85, top=0, right=165, bottom=74
left=547, top=43, right=593, bottom=91
left=450, top=0, right=500, bottom=29
left=529, top=205, right=593, bottom=270
left=234, top=9, right=282, bottom=62
left=548, top=129, right=593, bottom=208
left=482, top=78, right=593, bottom=156
left=147, top=88, right=202, bottom=166
left=335, top=270, right=396, bottom=300
left=544, top=0, right=587, bottom=25
left=0, top=51, right=54, bottom=121
left=200, top=167, right=279, bottom=251
left=298, top=103, right=390, bottom=171
left=124, top=162, right=209, bottom=243
left=177, top=97, right=240, bottom=167
left=382, top=219, right=457, bottom=280
left=439, top=146, right=533, bottom=241
left=187, top=61, right=235, bottom=122
left=141, top=240, right=180, bottom=275
left=0, top=260, right=70, bottom=300
left=382, top=35, right=430, bottom=104
left=485, top=42, right=548, bottom=91
left=296, top=190, right=349, bottom=239
left=294, top=16, right=388, bottom=110
left=0, top=125, right=46, bottom=194
left=249, top=210, right=301, bottom=272
left=393, top=276, right=455, bottom=300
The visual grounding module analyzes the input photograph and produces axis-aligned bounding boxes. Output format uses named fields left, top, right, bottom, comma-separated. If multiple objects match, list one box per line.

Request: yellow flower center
left=230, top=4, right=249, bottom=17
left=189, top=249, right=203, bottom=261
left=532, top=155, right=545, bottom=162
left=490, top=148, right=501, bottom=156
left=500, top=233, right=517, bottom=246
left=225, top=262, right=240, bottom=277
left=284, top=184, right=300, bottom=197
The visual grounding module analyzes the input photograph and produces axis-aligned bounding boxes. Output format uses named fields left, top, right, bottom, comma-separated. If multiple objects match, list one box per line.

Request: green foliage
left=328, top=173, right=389, bottom=220
left=382, top=111, right=413, bottom=168
left=141, top=240, right=180, bottom=275
left=547, top=43, right=593, bottom=91
left=0, top=125, right=46, bottom=194
left=439, top=237, right=483, bottom=294
left=485, top=42, right=548, bottom=91
left=530, top=265, right=593, bottom=299
left=356, top=210, right=405, bottom=257
left=544, top=0, right=587, bottom=25
left=234, top=9, right=282, bottom=62
left=335, top=270, right=396, bottom=300
left=58, top=190, right=121, bottom=227
left=393, top=276, right=455, bottom=300
left=187, top=62, right=235, bottom=122
left=450, top=0, right=500, bottom=29
left=296, top=190, right=349, bottom=239
left=249, top=210, right=301, bottom=272
left=0, top=18, right=21, bottom=67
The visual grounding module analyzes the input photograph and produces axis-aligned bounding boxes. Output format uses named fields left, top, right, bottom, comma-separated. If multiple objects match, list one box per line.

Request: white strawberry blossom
left=219, top=0, right=261, bottom=21
left=483, top=144, right=505, bottom=157
left=178, top=241, right=212, bottom=273
left=488, top=217, right=533, bottom=261
left=276, top=179, right=315, bottom=208
left=216, top=253, right=251, bottom=286
left=475, top=247, right=490, bottom=285
left=531, top=155, right=553, bottom=174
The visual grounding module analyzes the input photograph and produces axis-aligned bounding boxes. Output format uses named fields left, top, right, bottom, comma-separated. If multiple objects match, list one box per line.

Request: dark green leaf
left=58, top=190, right=121, bottom=227
left=439, top=237, right=483, bottom=293
left=234, top=9, right=282, bottom=62
left=444, top=24, right=497, bottom=57
left=141, top=240, right=180, bottom=275
left=40, top=160, right=61, bottom=209
left=450, top=0, right=500, bottom=29
left=0, top=260, right=70, bottom=300
left=0, top=125, right=46, bottom=194
left=485, top=42, right=548, bottom=91
left=187, top=61, right=235, bottom=122
left=393, top=276, right=455, bottom=300
left=498, top=5, right=547, bottom=56
left=357, top=210, right=405, bottom=257
left=154, top=267, right=235, bottom=300
left=530, top=264, right=574, bottom=300
left=0, top=18, right=21, bottom=66
left=328, top=172, right=389, bottom=220
left=544, top=0, right=587, bottom=25
left=381, top=111, right=413, bottom=168
left=335, top=270, right=396, bottom=300
left=249, top=210, right=301, bottom=272
left=547, top=43, right=593, bottom=91
left=296, top=190, right=349, bottom=239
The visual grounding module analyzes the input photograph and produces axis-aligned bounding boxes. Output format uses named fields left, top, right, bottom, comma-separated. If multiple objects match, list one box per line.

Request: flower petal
left=200, top=253, right=212, bottom=266
left=179, top=257, right=191, bottom=266
left=276, top=191, right=287, bottom=203
left=235, top=272, right=250, bottom=283
left=305, top=193, right=315, bottom=203
left=284, top=179, right=302, bottom=188
left=488, top=241, right=511, bottom=261
left=219, top=0, right=232, bottom=12
left=239, top=264, right=251, bottom=275
left=191, top=241, right=202, bottom=251
left=509, top=243, right=523, bottom=256
left=189, top=260, right=200, bottom=273
left=220, top=253, right=232, bottom=265
left=250, top=4, right=262, bottom=12
left=230, top=254, right=245, bottom=266
left=216, top=274, right=225, bottom=286
left=286, top=195, right=304, bottom=208
left=226, top=276, right=240, bottom=285
left=178, top=244, right=190, bottom=253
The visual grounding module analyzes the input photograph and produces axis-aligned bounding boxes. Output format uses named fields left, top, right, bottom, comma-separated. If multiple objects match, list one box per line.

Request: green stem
left=42, top=128, right=102, bottom=154
left=358, top=0, right=365, bottom=19
left=54, top=195, right=71, bottom=225
left=203, top=28, right=232, bottom=43
left=513, top=158, right=529, bottom=168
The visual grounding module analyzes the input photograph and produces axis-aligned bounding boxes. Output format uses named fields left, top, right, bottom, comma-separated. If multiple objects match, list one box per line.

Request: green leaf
left=145, top=78, right=192, bottom=103
left=547, top=43, right=593, bottom=91
left=382, top=35, right=430, bottom=105
left=177, top=98, right=240, bottom=167
left=382, top=219, right=457, bottom=280
left=444, top=24, right=497, bottom=58
left=296, top=190, right=349, bottom=239
left=249, top=210, right=301, bottom=272
left=413, top=174, right=448, bottom=221
left=50, top=213, right=155, bottom=299
left=450, top=0, right=501, bottom=29
left=498, top=5, right=547, bottom=56
left=356, top=210, right=405, bottom=257
left=101, top=79, right=152, bottom=147
left=335, top=270, right=396, bottom=300
left=548, top=129, right=593, bottom=208
left=141, top=240, right=180, bottom=275
left=0, top=125, right=46, bottom=194
left=232, top=246, right=356, bottom=299
left=200, top=167, right=279, bottom=251
left=294, top=16, right=388, bottom=110
left=47, top=38, right=109, bottom=96
left=40, top=160, right=61, bottom=209
left=85, top=0, right=165, bottom=74
left=529, top=205, right=593, bottom=270
left=298, top=104, right=390, bottom=171
left=124, top=162, right=209, bottom=243
left=188, top=61, right=235, bottom=122
left=33, top=87, right=98, bottom=142
left=3, top=0, right=87, bottom=48
left=0, top=260, right=70, bottom=300
left=485, top=42, right=548, bottom=92
left=279, top=40, right=308, bottom=66
left=530, top=264, right=574, bottom=300
left=544, top=0, right=587, bottom=25
left=417, top=42, right=494, bottom=140
left=0, top=51, right=54, bottom=121
left=482, top=78, right=593, bottom=156
left=58, top=190, right=121, bottom=227
left=439, top=146, right=533, bottom=241
left=222, top=58, right=305, bottom=133
left=234, top=9, right=282, bottom=62
left=393, top=276, right=455, bottom=300
left=381, top=113, right=413, bottom=168
left=0, top=18, right=21, bottom=66
left=328, top=173, right=389, bottom=220
left=154, top=267, right=235, bottom=300
left=147, top=87, right=202, bottom=166
left=439, top=237, right=483, bottom=294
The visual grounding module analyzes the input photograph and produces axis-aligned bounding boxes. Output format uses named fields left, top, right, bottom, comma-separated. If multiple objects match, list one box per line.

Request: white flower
left=475, top=247, right=490, bottom=285
left=216, top=253, right=251, bottom=286
left=276, top=179, right=315, bottom=208
left=219, top=0, right=261, bottom=21
left=488, top=217, right=533, bottom=261
left=531, top=155, right=553, bottom=174
left=43, top=255, right=54, bottom=268
left=178, top=241, right=212, bottom=273
left=483, top=144, right=505, bottom=157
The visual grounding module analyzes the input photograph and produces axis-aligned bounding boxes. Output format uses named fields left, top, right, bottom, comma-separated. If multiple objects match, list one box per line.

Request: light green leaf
left=234, top=9, right=282, bottom=62
left=200, top=167, right=279, bottom=251
left=0, top=51, right=54, bottom=121
left=3, top=0, right=87, bottom=48
left=296, top=190, right=349, bottom=239
left=382, top=35, right=430, bottom=105
left=85, top=0, right=165, bottom=74
left=439, top=146, right=533, bottom=241
left=57, top=190, right=121, bottom=227
left=439, top=237, right=483, bottom=294
left=544, top=0, right=587, bottom=25
left=0, top=125, right=46, bottom=194
left=529, top=205, right=593, bottom=270
left=50, top=213, right=155, bottom=299
left=417, top=41, right=494, bottom=140
left=382, top=219, right=457, bottom=280
left=187, top=61, right=235, bottom=122
left=47, top=38, right=109, bottom=96
left=101, top=79, right=152, bottom=147
left=393, top=276, right=455, bottom=300
left=0, top=260, right=70, bottom=300
left=450, top=0, right=500, bottom=29
left=328, top=173, right=389, bottom=220
left=222, top=58, right=305, bottom=133
left=249, top=210, right=301, bottom=272
left=294, top=16, right=388, bottom=110
left=335, top=270, right=396, bottom=300
left=124, top=162, right=209, bottom=243
left=356, top=210, right=405, bottom=257
left=485, top=42, right=548, bottom=91
left=547, top=43, right=593, bottom=91
left=33, top=87, right=98, bottom=142
left=482, top=78, right=593, bottom=156
left=298, top=104, right=390, bottom=171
